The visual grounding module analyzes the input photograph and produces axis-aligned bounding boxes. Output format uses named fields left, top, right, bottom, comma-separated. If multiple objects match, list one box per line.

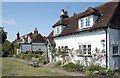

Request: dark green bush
left=106, top=69, right=115, bottom=76
left=55, top=61, right=61, bottom=68
left=20, top=54, right=25, bottom=59
left=25, top=54, right=32, bottom=60
left=39, top=55, right=49, bottom=65
left=77, top=65, right=85, bottom=72
left=33, top=54, right=39, bottom=58
left=84, top=65, right=106, bottom=72
left=8, top=54, right=13, bottom=57
left=62, top=62, right=77, bottom=72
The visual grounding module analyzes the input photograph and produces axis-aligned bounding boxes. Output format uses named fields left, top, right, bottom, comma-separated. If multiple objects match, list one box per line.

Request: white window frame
left=78, top=44, right=91, bottom=55
left=81, top=19, right=84, bottom=28
left=86, top=16, right=90, bottom=27
left=112, top=44, right=119, bottom=55
left=56, top=26, right=60, bottom=34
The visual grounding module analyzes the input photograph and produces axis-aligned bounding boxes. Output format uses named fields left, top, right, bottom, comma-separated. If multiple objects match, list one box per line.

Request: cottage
left=15, top=28, right=47, bottom=54
left=48, top=2, right=120, bottom=70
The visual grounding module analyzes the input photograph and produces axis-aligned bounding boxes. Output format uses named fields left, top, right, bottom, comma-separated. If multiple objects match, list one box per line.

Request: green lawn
left=2, top=57, right=67, bottom=76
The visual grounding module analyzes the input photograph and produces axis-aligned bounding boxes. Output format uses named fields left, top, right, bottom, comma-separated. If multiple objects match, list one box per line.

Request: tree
left=0, top=27, right=7, bottom=44
left=2, top=31, right=7, bottom=44
left=2, top=40, right=11, bottom=57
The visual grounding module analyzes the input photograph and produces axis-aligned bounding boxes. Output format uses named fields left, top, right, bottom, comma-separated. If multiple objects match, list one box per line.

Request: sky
left=1, top=2, right=106, bottom=42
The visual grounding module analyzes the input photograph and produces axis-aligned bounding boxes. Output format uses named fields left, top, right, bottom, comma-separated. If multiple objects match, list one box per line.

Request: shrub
left=106, top=69, right=115, bottom=76
left=20, top=54, right=25, bottom=59
left=62, top=62, right=77, bottom=72
left=33, top=54, right=39, bottom=58
left=85, top=71, right=94, bottom=76
left=14, top=54, right=19, bottom=58
left=77, top=65, right=85, bottom=72
left=25, top=53, right=32, bottom=60
left=39, top=55, right=48, bottom=65
left=84, top=65, right=106, bottom=72
left=8, top=54, right=13, bottom=57
left=55, top=61, right=61, bottom=68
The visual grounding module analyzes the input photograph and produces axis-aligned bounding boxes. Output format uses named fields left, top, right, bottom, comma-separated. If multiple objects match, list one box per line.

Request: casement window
left=86, top=17, right=90, bottom=26
left=112, top=44, right=119, bottom=55
left=88, top=45, right=91, bottom=54
left=78, top=15, right=99, bottom=30
left=81, top=19, right=84, bottom=28
left=58, top=46, right=69, bottom=55
left=79, top=44, right=91, bottom=55
left=83, top=45, right=86, bottom=54
left=56, top=26, right=60, bottom=34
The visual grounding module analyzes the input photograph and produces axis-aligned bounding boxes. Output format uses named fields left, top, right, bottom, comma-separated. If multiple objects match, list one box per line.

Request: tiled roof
left=16, top=32, right=46, bottom=43
left=47, top=37, right=56, bottom=46
left=31, top=34, right=46, bottom=43
left=48, top=2, right=120, bottom=37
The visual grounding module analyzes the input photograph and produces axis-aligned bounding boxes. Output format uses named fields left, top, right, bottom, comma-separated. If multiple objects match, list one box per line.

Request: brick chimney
left=17, top=32, right=20, bottom=40
left=60, top=9, right=69, bottom=20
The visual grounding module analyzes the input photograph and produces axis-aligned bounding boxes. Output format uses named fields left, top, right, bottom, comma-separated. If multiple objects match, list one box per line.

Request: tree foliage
left=2, top=40, right=11, bottom=56
left=14, top=41, right=20, bottom=49
left=2, top=29, right=7, bottom=44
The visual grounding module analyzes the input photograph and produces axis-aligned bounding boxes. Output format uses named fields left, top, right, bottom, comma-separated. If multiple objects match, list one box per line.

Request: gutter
left=105, top=28, right=108, bottom=69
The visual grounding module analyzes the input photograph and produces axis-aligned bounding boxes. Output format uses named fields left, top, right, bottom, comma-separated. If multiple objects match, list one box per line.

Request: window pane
left=65, top=46, right=68, bottom=49
left=86, top=17, right=90, bottom=26
left=65, top=46, right=68, bottom=52
left=79, top=45, right=82, bottom=54
left=113, top=46, right=118, bottom=54
left=81, top=19, right=84, bottom=28
left=88, top=45, right=91, bottom=54
left=57, top=27, right=59, bottom=33
left=83, top=45, right=86, bottom=54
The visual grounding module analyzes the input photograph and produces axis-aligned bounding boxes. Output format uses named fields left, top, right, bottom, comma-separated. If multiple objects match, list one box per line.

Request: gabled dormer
left=77, top=7, right=101, bottom=30
left=53, top=9, right=69, bottom=36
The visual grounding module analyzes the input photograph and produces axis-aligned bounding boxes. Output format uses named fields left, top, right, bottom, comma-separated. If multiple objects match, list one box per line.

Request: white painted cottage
left=48, top=2, right=120, bottom=70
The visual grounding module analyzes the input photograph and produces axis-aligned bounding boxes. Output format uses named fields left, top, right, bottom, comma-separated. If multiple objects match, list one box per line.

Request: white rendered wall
left=107, top=27, right=120, bottom=70
left=54, top=29, right=106, bottom=66
left=32, top=43, right=46, bottom=52
left=54, top=29, right=106, bottom=52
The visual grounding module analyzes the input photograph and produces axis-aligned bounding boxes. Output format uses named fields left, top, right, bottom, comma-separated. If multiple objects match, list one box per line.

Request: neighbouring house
left=14, top=28, right=47, bottom=55
left=48, top=2, right=120, bottom=70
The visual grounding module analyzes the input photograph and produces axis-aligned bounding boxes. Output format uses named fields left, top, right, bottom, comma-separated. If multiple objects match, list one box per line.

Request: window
left=88, top=45, right=91, bottom=54
left=83, top=45, right=86, bottom=54
left=79, top=45, right=82, bottom=54
left=113, top=44, right=119, bottom=55
left=86, top=17, right=90, bottom=26
left=58, top=46, right=61, bottom=51
left=78, top=44, right=91, bottom=55
left=81, top=19, right=84, bottom=28
left=56, top=26, right=60, bottom=34
left=65, top=46, right=68, bottom=49
left=58, top=46, right=69, bottom=55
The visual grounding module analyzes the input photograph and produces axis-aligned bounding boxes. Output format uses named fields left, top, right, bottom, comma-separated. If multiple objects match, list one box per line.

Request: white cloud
left=2, top=18, right=16, bottom=25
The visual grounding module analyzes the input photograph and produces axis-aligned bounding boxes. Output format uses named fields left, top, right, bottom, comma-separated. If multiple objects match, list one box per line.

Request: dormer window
left=78, top=15, right=99, bottom=30
left=54, top=25, right=66, bottom=36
